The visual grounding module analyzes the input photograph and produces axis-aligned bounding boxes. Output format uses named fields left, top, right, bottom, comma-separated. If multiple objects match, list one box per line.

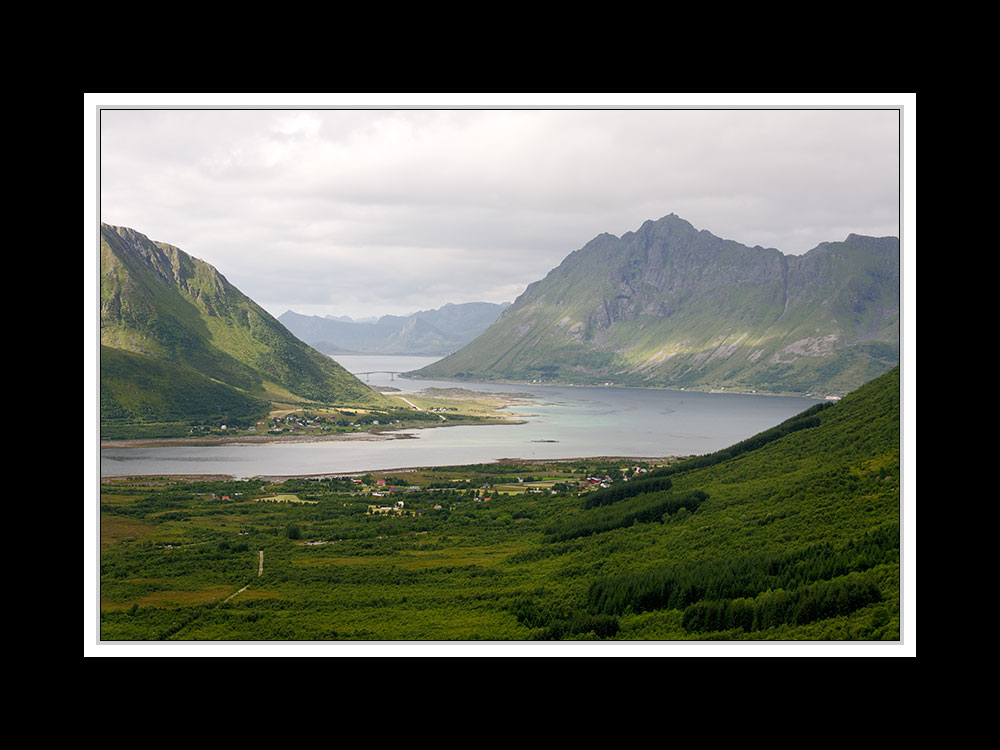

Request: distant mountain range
left=278, top=302, right=510, bottom=356
left=100, top=224, right=388, bottom=428
left=411, top=214, right=899, bottom=396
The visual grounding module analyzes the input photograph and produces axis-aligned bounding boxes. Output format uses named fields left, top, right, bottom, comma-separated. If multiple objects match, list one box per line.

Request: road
left=223, top=550, right=263, bottom=604
left=394, top=395, right=447, bottom=420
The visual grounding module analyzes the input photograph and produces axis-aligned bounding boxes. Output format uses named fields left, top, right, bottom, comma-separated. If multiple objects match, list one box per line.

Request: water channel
left=100, top=355, right=822, bottom=478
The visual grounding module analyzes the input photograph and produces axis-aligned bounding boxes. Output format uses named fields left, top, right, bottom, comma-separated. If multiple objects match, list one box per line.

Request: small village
left=359, top=465, right=658, bottom=516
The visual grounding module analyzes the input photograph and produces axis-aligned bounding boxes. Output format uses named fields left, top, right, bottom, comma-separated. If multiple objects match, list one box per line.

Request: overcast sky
left=97, top=99, right=902, bottom=320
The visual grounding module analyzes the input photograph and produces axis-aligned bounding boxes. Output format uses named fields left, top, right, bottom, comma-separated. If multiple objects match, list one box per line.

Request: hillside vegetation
left=100, top=224, right=389, bottom=436
left=100, top=367, right=901, bottom=641
left=413, top=214, right=899, bottom=397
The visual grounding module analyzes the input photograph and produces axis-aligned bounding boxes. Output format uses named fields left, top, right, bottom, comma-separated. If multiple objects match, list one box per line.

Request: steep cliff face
left=413, top=215, right=899, bottom=395
left=100, top=223, right=388, bottom=425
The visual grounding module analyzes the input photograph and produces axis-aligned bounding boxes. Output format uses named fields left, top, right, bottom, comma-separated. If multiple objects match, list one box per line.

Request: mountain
left=412, top=214, right=899, bottom=396
left=278, top=301, right=510, bottom=356
left=100, top=224, right=389, bottom=428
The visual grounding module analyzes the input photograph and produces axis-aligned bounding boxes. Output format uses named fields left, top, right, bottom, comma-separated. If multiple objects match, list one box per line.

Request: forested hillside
left=100, top=368, right=901, bottom=641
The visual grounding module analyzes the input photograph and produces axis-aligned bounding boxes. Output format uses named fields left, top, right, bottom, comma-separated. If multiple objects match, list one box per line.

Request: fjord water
left=100, top=355, right=823, bottom=479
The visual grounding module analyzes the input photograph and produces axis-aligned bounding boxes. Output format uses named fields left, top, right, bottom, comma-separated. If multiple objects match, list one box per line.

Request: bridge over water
left=355, top=371, right=404, bottom=382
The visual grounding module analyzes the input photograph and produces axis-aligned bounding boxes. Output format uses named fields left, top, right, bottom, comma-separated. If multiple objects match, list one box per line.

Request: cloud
left=99, top=106, right=901, bottom=318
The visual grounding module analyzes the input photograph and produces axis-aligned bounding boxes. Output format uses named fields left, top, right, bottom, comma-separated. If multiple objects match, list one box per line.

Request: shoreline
left=100, top=385, right=538, bottom=449
left=100, top=454, right=675, bottom=483
left=400, top=373, right=834, bottom=400
left=99, top=417, right=529, bottom=449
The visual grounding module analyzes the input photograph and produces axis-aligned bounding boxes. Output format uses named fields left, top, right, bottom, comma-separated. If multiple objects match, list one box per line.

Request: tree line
left=544, top=490, right=708, bottom=542
left=681, top=574, right=882, bottom=633
left=654, top=402, right=833, bottom=479
left=582, top=474, right=674, bottom=509
left=509, top=595, right=620, bottom=640
left=586, top=522, right=898, bottom=616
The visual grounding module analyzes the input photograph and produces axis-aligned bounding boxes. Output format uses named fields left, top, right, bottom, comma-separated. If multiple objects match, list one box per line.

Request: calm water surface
left=100, top=355, right=822, bottom=478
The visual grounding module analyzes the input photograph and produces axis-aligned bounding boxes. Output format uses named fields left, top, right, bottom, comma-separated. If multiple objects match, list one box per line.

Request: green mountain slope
left=100, top=345, right=269, bottom=424
left=575, top=365, right=901, bottom=639
left=413, top=214, right=899, bottom=396
left=100, top=224, right=388, bottom=428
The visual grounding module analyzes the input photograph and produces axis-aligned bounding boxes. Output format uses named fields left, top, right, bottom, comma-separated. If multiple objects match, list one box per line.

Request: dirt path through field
left=223, top=550, right=263, bottom=604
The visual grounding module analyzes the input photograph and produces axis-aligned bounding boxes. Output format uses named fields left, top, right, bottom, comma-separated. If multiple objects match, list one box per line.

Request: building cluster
left=367, top=499, right=410, bottom=515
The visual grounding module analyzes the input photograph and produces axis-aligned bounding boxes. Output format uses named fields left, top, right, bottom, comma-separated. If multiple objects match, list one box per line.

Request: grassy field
left=258, top=494, right=317, bottom=504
